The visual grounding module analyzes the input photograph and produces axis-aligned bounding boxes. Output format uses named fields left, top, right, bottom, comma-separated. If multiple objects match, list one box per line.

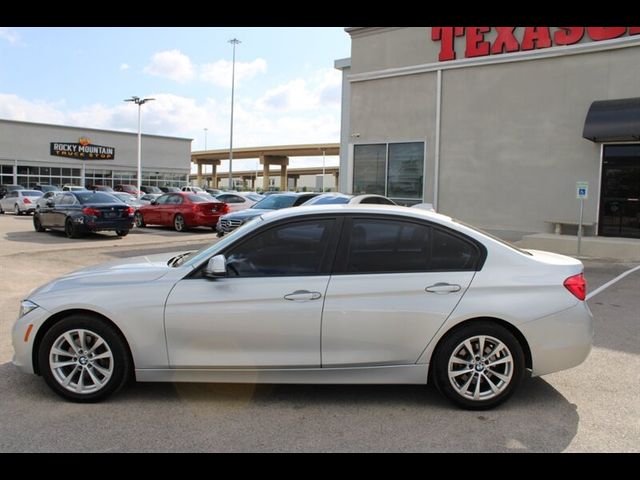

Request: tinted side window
left=155, top=194, right=170, bottom=205
left=59, top=194, right=76, bottom=206
left=225, top=219, right=335, bottom=277
left=430, top=229, right=478, bottom=271
left=345, top=219, right=431, bottom=273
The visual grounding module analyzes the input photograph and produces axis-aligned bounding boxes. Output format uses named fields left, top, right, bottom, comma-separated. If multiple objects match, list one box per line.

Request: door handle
left=284, top=290, right=322, bottom=301
left=425, top=283, right=462, bottom=294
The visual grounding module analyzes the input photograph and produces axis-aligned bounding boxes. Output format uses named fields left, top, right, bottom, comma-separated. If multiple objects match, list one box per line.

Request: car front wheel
left=38, top=315, right=131, bottom=402
left=174, top=214, right=186, bottom=232
left=432, top=321, right=525, bottom=410
left=33, top=214, right=46, bottom=232
left=134, top=212, right=145, bottom=228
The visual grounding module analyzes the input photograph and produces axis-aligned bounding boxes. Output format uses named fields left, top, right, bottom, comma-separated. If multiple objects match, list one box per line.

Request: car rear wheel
left=65, top=218, right=79, bottom=238
left=115, top=229, right=129, bottom=237
left=38, top=315, right=131, bottom=402
left=173, top=214, right=186, bottom=232
left=33, top=214, right=46, bottom=232
left=134, top=212, right=145, bottom=228
left=14, top=204, right=22, bottom=216
left=432, top=321, right=525, bottom=410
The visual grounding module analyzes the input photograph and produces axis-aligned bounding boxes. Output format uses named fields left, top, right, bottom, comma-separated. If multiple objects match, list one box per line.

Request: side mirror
left=46, top=200, right=54, bottom=207
left=150, top=199, right=157, bottom=205
left=204, top=254, right=227, bottom=278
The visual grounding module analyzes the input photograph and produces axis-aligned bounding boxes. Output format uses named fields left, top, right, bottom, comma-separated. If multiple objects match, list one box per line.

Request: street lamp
left=124, top=96, right=155, bottom=197
left=204, top=127, right=208, bottom=150
left=228, top=38, right=241, bottom=190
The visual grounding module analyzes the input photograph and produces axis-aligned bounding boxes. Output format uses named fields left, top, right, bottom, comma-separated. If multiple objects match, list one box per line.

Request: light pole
left=204, top=127, right=208, bottom=150
left=124, top=96, right=155, bottom=197
left=228, top=38, right=241, bottom=190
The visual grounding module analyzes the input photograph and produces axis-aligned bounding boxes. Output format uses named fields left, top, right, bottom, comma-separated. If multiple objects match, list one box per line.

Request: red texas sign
left=432, top=27, right=640, bottom=62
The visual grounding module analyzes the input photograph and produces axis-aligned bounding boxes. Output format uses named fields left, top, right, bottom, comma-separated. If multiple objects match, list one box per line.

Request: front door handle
left=425, top=283, right=462, bottom=294
left=284, top=290, right=322, bottom=301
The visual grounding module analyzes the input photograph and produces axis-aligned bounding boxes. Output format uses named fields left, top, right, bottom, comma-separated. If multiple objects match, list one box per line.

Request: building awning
left=583, top=97, right=640, bottom=142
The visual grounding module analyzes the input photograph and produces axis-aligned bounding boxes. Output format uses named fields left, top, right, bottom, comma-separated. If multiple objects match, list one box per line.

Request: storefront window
left=353, top=141, right=425, bottom=204
left=387, top=142, right=424, bottom=201
left=353, top=144, right=386, bottom=196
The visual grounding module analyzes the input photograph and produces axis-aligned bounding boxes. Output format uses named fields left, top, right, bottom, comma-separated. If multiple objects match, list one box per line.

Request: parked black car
left=159, top=186, right=181, bottom=193
left=215, top=192, right=320, bottom=236
left=33, top=191, right=135, bottom=238
left=33, top=184, right=61, bottom=193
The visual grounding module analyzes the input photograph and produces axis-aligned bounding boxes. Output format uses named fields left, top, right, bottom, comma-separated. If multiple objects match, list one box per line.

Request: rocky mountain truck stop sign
left=50, top=137, right=115, bottom=160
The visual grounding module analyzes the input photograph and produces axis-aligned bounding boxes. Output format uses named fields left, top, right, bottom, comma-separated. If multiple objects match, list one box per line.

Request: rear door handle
left=425, top=283, right=462, bottom=294
left=284, top=290, right=322, bottom=301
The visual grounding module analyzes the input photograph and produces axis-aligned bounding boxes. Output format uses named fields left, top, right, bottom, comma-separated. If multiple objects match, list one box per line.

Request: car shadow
left=4, top=228, right=124, bottom=244
left=1, top=362, right=578, bottom=452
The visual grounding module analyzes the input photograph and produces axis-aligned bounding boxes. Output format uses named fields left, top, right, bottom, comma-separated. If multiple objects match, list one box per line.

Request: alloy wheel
left=49, top=329, right=114, bottom=395
left=447, top=335, right=514, bottom=401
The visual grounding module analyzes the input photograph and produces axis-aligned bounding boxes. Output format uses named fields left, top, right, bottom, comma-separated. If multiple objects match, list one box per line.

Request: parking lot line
left=586, top=264, right=640, bottom=300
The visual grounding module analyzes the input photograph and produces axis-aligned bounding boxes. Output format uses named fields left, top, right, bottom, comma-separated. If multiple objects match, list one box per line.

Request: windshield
left=303, top=195, right=350, bottom=205
left=75, top=192, right=123, bottom=204
left=245, top=193, right=263, bottom=202
left=251, top=195, right=297, bottom=210
left=179, top=216, right=264, bottom=267
left=453, top=219, right=532, bottom=256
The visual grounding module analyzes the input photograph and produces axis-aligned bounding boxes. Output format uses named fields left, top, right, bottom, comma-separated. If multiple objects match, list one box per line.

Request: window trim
left=332, top=214, right=487, bottom=276
left=187, top=214, right=345, bottom=279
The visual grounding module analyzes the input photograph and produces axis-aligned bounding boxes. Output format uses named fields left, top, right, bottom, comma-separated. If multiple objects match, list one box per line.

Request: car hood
left=28, top=251, right=182, bottom=298
left=222, top=208, right=272, bottom=220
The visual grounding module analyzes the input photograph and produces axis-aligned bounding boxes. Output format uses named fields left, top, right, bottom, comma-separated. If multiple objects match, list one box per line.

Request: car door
left=0, top=191, right=16, bottom=211
left=163, top=194, right=184, bottom=225
left=144, top=194, right=169, bottom=224
left=164, top=216, right=340, bottom=368
left=321, top=216, right=481, bottom=367
left=52, top=193, right=75, bottom=228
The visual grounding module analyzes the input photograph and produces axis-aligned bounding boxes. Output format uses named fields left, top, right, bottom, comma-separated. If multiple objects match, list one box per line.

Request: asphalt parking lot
left=0, top=213, right=638, bottom=452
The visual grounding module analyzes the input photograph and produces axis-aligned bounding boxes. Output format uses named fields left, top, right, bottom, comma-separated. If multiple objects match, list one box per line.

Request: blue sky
left=0, top=27, right=350, bottom=170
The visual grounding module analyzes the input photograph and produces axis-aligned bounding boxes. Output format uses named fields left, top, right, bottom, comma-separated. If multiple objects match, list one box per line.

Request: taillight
left=564, top=273, right=586, bottom=301
left=221, top=203, right=230, bottom=214
left=126, top=206, right=135, bottom=216
left=23, top=198, right=31, bottom=204
left=82, top=207, right=102, bottom=217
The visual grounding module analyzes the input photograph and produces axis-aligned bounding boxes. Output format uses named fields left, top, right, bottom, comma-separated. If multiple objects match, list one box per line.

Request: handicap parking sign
left=576, top=181, right=589, bottom=199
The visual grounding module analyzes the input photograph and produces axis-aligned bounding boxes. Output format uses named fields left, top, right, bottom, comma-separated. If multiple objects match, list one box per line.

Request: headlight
left=19, top=300, right=39, bottom=318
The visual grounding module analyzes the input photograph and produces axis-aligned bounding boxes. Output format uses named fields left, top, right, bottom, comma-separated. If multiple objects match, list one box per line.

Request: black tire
left=134, top=212, right=145, bottom=228
left=33, top=214, right=46, bottom=232
left=431, top=321, right=525, bottom=410
left=115, top=229, right=129, bottom=237
left=14, top=204, right=22, bottom=216
left=65, top=218, right=79, bottom=238
left=173, top=214, right=186, bottom=232
left=38, top=315, right=132, bottom=403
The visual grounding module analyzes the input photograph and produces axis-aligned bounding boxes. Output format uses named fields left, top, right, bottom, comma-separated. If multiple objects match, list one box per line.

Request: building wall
left=0, top=120, right=191, bottom=174
left=343, top=27, right=640, bottom=235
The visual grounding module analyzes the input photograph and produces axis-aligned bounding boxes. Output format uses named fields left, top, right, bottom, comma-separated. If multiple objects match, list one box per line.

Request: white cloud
left=199, top=58, right=267, bottom=87
left=144, top=49, right=194, bottom=82
left=0, top=27, right=19, bottom=44
left=255, top=68, right=342, bottom=112
left=0, top=94, right=66, bottom=124
left=119, top=63, right=130, bottom=71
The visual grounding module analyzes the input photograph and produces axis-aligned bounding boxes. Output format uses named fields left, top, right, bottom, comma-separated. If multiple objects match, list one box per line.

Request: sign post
left=576, top=181, right=589, bottom=256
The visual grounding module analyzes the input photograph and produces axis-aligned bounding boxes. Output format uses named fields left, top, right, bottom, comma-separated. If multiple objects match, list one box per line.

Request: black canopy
left=583, top=97, right=640, bottom=142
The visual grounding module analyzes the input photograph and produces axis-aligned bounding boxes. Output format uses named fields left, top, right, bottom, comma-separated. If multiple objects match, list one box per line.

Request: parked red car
left=134, top=192, right=229, bottom=231
left=114, top=184, right=141, bottom=196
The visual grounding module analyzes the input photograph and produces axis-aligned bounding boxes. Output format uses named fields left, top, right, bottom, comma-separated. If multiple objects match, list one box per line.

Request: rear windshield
left=304, top=195, right=350, bottom=205
left=251, top=195, right=297, bottom=210
left=188, top=194, right=220, bottom=203
left=21, top=190, right=43, bottom=196
left=454, top=220, right=532, bottom=256
left=75, top=192, right=121, bottom=204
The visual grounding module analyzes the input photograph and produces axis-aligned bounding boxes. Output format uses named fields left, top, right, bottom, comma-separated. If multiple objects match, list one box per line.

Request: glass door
left=599, top=145, right=640, bottom=239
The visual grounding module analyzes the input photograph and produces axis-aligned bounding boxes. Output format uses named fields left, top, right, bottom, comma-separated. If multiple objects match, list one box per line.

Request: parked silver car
left=0, top=189, right=43, bottom=215
left=12, top=205, right=592, bottom=409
